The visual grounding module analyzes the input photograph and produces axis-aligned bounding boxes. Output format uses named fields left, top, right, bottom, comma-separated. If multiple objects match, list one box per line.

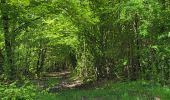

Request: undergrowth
left=1, top=80, right=170, bottom=100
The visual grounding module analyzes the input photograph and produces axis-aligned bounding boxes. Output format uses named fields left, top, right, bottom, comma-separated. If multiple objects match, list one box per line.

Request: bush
left=0, top=82, right=37, bottom=100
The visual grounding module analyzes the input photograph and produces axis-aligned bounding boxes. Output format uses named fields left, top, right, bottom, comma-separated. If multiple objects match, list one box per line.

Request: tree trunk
left=0, top=49, right=3, bottom=74
left=36, top=46, right=47, bottom=78
left=1, top=0, right=16, bottom=80
left=131, top=13, right=140, bottom=80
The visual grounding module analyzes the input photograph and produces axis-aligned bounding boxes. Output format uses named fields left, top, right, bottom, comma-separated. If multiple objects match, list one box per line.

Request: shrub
left=0, top=82, right=36, bottom=100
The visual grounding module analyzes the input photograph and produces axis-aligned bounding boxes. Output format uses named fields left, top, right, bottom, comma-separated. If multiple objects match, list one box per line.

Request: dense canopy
left=0, top=0, right=170, bottom=99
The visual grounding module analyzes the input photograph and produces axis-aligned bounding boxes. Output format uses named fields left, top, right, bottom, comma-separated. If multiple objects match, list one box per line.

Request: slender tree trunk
left=36, top=48, right=41, bottom=78
left=160, top=0, right=166, bottom=85
left=160, top=0, right=166, bottom=33
left=1, top=0, right=16, bottom=80
left=0, top=49, right=3, bottom=74
left=132, top=13, right=140, bottom=80
left=36, top=46, right=47, bottom=78
left=69, top=50, right=77, bottom=70
left=23, top=47, right=31, bottom=76
left=39, top=48, right=47, bottom=72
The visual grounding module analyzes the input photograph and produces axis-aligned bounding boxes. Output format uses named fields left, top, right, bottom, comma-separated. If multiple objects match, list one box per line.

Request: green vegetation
left=0, top=0, right=170, bottom=99
left=0, top=82, right=37, bottom=99
left=1, top=81, right=169, bottom=100
left=55, top=81, right=170, bottom=100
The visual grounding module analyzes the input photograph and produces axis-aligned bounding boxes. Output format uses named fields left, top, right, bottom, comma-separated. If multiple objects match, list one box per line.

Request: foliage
left=40, top=81, right=170, bottom=100
left=0, top=0, right=170, bottom=98
left=0, top=82, right=37, bottom=100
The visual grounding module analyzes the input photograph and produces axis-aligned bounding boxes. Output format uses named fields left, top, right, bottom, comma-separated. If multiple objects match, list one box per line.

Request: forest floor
left=34, top=71, right=170, bottom=100
left=41, top=71, right=83, bottom=92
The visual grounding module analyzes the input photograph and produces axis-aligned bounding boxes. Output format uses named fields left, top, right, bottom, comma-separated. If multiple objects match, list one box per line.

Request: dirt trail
left=43, top=71, right=83, bottom=92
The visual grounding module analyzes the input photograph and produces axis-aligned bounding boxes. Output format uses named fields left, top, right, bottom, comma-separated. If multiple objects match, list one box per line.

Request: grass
left=1, top=73, right=170, bottom=100
left=37, top=80, right=170, bottom=100
left=47, top=77, right=60, bottom=87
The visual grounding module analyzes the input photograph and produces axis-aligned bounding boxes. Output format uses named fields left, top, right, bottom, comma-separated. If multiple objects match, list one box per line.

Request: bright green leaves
left=0, top=33, right=4, bottom=49
left=40, top=13, right=79, bottom=49
left=58, top=0, right=98, bottom=27
left=139, top=20, right=151, bottom=37
left=9, top=0, right=30, bottom=6
left=118, top=0, right=160, bottom=37
left=158, top=32, right=170, bottom=39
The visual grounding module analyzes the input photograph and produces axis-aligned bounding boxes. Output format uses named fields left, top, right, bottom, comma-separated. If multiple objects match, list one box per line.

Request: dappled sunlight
left=0, top=0, right=170, bottom=99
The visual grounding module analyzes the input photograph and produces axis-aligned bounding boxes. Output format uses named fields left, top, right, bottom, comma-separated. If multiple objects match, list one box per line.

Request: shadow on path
left=41, top=71, right=83, bottom=93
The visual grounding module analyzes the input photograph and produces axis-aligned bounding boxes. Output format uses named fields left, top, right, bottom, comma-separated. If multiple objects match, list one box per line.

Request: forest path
left=35, top=72, right=160, bottom=100
left=40, top=71, right=83, bottom=92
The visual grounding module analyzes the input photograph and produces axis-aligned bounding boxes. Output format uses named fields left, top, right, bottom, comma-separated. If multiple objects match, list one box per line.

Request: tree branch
left=13, top=16, right=42, bottom=33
